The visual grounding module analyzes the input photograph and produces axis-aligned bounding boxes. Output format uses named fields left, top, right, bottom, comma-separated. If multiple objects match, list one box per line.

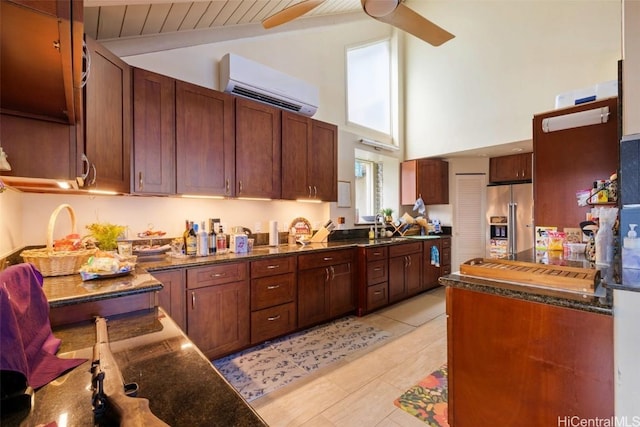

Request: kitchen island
left=439, top=252, right=613, bottom=426
left=4, top=307, right=267, bottom=427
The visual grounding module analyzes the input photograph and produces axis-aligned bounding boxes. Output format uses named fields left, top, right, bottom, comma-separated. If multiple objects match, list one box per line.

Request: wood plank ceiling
left=84, top=0, right=362, bottom=41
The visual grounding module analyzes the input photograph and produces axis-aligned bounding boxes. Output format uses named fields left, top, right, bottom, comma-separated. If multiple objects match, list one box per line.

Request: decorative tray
left=80, top=266, right=133, bottom=281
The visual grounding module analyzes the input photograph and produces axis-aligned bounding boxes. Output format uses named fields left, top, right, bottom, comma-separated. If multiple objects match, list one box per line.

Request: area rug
left=394, top=364, right=449, bottom=427
left=213, top=316, right=391, bottom=402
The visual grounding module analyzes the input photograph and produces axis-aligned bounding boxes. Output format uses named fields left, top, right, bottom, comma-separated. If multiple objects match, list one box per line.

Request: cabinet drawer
left=366, top=246, right=388, bottom=261
left=251, top=302, right=296, bottom=344
left=389, top=242, right=422, bottom=257
left=251, top=273, right=295, bottom=310
left=251, top=256, right=296, bottom=278
left=441, top=237, right=451, bottom=249
left=187, top=262, right=247, bottom=289
left=367, top=260, right=387, bottom=285
left=367, top=282, right=388, bottom=311
left=298, top=249, right=354, bottom=270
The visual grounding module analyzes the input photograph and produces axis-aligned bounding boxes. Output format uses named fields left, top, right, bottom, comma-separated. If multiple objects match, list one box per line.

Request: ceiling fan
left=262, top=0, right=454, bottom=47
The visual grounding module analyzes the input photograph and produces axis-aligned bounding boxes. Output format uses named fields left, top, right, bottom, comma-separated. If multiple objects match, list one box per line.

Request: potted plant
left=86, top=223, right=126, bottom=251
left=381, top=208, right=394, bottom=223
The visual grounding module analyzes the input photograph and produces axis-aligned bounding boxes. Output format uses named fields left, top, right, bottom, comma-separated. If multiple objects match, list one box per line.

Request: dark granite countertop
left=138, top=236, right=447, bottom=273
left=4, top=307, right=267, bottom=427
left=43, top=266, right=163, bottom=308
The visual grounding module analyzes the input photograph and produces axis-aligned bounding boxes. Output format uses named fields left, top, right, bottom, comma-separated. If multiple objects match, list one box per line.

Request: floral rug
left=394, top=364, right=449, bottom=427
left=213, top=316, right=391, bottom=402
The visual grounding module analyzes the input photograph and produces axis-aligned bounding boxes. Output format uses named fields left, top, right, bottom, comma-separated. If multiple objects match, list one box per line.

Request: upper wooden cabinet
left=0, top=0, right=83, bottom=124
left=82, top=37, right=131, bottom=193
left=533, top=97, right=618, bottom=230
left=235, top=98, right=281, bottom=199
left=132, top=68, right=176, bottom=195
left=401, top=158, right=449, bottom=205
left=489, top=152, right=533, bottom=184
left=281, top=112, right=338, bottom=201
left=176, top=81, right=235, bottom=196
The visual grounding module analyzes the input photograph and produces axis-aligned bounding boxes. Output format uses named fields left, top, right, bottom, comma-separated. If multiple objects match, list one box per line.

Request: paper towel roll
left=269, top=220, right=278, bottom=246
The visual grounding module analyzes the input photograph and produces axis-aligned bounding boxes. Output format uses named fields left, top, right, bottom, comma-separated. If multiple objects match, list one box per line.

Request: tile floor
left=250, top=286, right=448, bottom=426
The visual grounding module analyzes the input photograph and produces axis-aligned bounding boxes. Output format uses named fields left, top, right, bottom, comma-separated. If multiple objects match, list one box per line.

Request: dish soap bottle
left=368, top=227, right=375, bottom=240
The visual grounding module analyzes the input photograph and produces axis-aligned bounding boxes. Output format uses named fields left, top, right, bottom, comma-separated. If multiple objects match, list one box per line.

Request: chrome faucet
left=375, top=214, right=384, bottom=239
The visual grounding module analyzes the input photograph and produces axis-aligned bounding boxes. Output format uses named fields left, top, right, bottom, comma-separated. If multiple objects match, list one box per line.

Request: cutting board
left=460, top=258, right=600, bottom=292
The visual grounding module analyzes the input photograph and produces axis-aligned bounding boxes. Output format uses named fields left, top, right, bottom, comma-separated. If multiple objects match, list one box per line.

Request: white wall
left=404, top=0, right=622, bottom=159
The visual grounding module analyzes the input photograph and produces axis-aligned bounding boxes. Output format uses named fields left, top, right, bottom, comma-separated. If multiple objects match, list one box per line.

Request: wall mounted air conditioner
left=219, top=53, right=319, bottom=117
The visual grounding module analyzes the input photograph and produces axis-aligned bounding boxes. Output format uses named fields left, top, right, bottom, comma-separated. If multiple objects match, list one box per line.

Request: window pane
left=347, top=40, right=391, bottom=135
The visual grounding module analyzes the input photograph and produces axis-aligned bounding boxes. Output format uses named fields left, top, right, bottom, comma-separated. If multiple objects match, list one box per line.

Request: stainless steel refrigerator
left=486, top=183, right=534, bottom=258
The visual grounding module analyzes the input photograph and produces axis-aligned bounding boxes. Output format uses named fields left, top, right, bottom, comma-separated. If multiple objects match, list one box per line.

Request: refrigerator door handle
left=509, top=202, right=517, bottom=255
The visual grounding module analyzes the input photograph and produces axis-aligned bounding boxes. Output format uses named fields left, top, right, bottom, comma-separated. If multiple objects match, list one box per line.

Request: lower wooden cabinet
left=357, top=246, right=389, bottom=315
left=153, top=268, right=186, bottom=331
left=388, top=242, right=422, bottom=303
left=447, top=286, right=613, bottom=425
left=186, top=262, right=250, bottom=359
left=297, top=249, right=355, bottom=329
left=423, top=237, right=451, bottom=290
left=250, top=256, right=297, bottom=344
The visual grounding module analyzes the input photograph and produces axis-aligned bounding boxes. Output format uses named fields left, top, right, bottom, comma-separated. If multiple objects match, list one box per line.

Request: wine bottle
left=186, top=221, right=197, bottom=256
left=208, top=219, right=216, bottom=255
left=198, top=221, right=208, bottom=256
left=182, top=219, right=190, bottom=255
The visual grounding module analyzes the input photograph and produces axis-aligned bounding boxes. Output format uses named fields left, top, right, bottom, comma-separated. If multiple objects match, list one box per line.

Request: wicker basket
left=21, top=204, right=97, bottom=277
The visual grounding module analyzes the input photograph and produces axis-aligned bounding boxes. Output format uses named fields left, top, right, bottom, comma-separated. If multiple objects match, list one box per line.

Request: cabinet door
left=176, top=82, right=235, bottom=196
left=153, top=269, right=186, bottom=331
left=388, top=256, right=407, bottom=303
left=405, top=253, right=423, bottom=296
left=329, top=262, right=355, bottom=318
left=83, top=37, right=131, bottom=193
left=281, top=111, right=312, bottom=199
left=235, top=98, right=281, bottom=199
left=310, top=119, right=338, bottom=201
left=132, top=68, right=176, bottom=195
left=489, top=153, right=532, bottom=183
left=401, top=159, right=449, bottom=205
left=423, top=241, right=442, bottom=290
left=187, top=281, right=250, bottom=359
left=298, top=267, right=330, bottom=329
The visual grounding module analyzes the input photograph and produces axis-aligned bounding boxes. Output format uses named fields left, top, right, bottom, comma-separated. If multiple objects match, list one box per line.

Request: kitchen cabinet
left=356, top=246, right=389, bottom=316
left=176, top=81, right=235, bottom=196
left=281, top=111, right=338, bottom=201
left=132, top=68, right=176, bottom=195
left=401, top=158, right=449, bottom=205
left=388, top=242, right=422, bottom=302
left=489, top=152, right=533, bottom=184
left=153, top=269, right=186, bottom=332
left=1, top=0, right=82, bottom=124
left=297, top=249, right=355, bottom=329
left=82, top=37, right=131, bottom=193
left=250, top=256, right=297, bottom=344
left=235, top=98, right=282, bottom=199
left=186, top=262, right=250, bottom=359
left=533, top=97, right=618, bottom=230
left=447, top=286, right=613, bottom=425
left=423, top=237, right=451, bottom=290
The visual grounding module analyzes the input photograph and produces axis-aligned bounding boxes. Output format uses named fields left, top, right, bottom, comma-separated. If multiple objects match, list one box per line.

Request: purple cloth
left=0, top=263, right=86, bottom=389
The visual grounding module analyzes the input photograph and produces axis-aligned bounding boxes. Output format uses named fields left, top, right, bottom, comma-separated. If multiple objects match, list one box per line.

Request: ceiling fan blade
left=362, top=0, right=454, bottom=46
left=262, top=0, right=326, bottom=29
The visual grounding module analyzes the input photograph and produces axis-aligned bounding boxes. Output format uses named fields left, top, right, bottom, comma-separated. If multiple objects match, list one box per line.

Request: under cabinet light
left=541, top=106, right=609, bottom=133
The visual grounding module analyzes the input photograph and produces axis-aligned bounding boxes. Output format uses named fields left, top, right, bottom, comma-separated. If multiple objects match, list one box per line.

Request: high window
left=346, top=39, right=392, bottom=137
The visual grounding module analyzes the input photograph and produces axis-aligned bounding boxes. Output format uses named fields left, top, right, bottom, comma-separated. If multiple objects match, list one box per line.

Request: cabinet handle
left=191, top=291, right=196, bottom=309
left=225, top=178, right=230, bottom=195
left=138, top=172, right=143, bottom=190
left=374, top=290, right=382, bottom=295
left=325, top=267, right=330, bottom=282
left=239, top=180, right=243, bottom=194
left=81, top=40, right=91, bottom=88
left=89, top=163, right=97, bottom=186
left=80, top=154, right=90, bottom=181
left=373, top=267, right=382, bottom=272
left=267, top=315, right=281, bottom=322
left=323, top=257, right=333, bottom=261
left=330, top=266, right=335, bottom=281
left=308, top=185, right=312, bottom=198
left=407, top=255, right=412, bottom=267
left=211, top=272, right=226, bottom=278
left=267, top=284, right=281, bottom=290
left=373, top=251, right=382, bottom=256
left=266, top=265, right=280, bottom=269
left=313, top=186, right=317, bottom=198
